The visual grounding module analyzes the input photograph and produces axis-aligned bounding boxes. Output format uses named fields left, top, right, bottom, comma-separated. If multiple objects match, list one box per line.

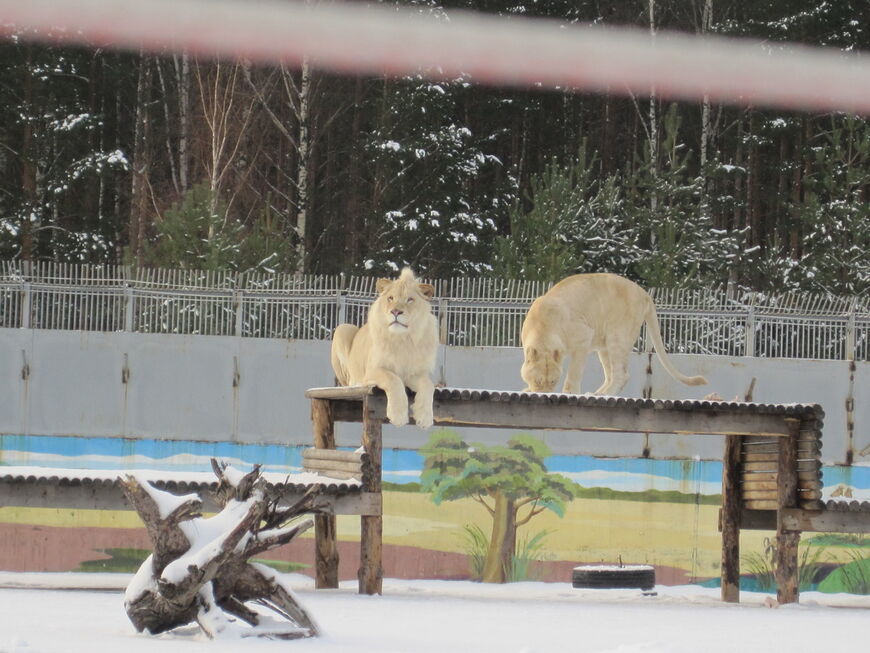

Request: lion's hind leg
left=330, top=324, right=359, bottom=386
left=593, top=343, right=631, bottom=396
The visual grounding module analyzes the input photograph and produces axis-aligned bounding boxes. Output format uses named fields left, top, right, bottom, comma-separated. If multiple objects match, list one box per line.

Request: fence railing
left=1, top=261, right=869, bottom=360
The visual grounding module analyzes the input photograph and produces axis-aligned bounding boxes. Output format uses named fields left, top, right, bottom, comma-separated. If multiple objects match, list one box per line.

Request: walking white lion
left=521, top=273, right=707, bottom=395
left=331, top=267, right=437, bottom=428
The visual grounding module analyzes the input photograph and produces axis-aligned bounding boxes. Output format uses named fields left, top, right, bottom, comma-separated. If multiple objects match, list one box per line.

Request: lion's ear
left=418, top=283, right=435, bottom=300
left=375, top=278, right=392, bottom=294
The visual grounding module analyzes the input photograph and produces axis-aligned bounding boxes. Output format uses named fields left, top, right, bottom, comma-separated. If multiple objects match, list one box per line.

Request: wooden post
left=775, top=420, right=800, bottom=604
left=312, top=398, right=339, bottom=589
left=720, top=434, right=743, bottom=603
left=359, top=394, right=383, bottom=595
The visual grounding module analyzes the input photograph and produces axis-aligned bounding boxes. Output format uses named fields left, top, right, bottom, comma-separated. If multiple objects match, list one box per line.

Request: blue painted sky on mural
left=4, top=434, right=868, bottom=495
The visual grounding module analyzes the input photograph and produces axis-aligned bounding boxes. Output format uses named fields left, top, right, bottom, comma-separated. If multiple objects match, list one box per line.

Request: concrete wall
left=0, top=327, right=863, bottom=464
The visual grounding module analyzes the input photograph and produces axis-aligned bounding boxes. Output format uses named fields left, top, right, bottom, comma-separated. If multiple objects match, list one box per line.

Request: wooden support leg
left=775, top=530, right=800, bottom=605
left=359, top=395, right=383, bottom=595
left=776, top=422, right=800, bottom=604
left=720, top=434, right=743, bottom=603
left=312, top=398, right=339, bottom=589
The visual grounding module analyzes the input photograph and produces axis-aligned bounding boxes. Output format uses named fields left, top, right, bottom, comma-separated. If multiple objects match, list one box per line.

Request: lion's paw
left=412, top=400, right=434, bottom=429
left=387, top=405, right=409, bottom=427
left=414, top=412, right=434, bottom=429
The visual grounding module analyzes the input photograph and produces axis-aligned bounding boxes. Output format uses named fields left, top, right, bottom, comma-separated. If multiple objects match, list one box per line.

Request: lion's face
left=372, top=269, right=435, bottom=335
left=521, top=346, right=563, bottom=392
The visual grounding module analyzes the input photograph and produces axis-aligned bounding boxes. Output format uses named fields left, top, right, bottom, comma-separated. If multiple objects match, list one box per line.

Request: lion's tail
left=643, top=299, right=707, bottom=387
left=330, top=323, right=359, bottom=386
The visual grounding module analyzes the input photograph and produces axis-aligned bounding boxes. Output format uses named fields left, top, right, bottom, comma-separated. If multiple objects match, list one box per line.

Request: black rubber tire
left=572, top=565, right=656, bottom=591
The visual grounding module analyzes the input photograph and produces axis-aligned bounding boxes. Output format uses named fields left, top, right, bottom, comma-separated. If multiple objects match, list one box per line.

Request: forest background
left=2, top=0, right=869, bottom=294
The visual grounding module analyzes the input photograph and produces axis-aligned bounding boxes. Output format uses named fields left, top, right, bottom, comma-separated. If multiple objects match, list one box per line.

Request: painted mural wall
left=2, top=328, right=870, bottom=593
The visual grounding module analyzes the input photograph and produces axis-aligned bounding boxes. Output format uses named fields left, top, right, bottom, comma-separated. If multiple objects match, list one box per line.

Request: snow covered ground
left=1, top=572, right=869, bottom=652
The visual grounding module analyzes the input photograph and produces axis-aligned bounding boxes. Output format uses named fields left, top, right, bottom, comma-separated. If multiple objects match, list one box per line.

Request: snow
left=1, top=573, right=869, bottom=652
left=135, top=472, right=200, bottom=519
left=1, top=465, right=358, bottom=490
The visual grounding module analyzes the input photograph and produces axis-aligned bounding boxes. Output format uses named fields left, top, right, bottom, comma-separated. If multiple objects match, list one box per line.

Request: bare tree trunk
left=648, top=0, right=658, bottom=217
left=345, top=76, right=364, bottom=264
left=20, top=43, right=36, bottom=262
left=699, top=0, right=713, bottom=171
left=294, top=58, right=311, bottom=276
left=122, top=461, right=322, bottom=639
left=155, top=60, right=179, bottom=196
left=176, top=52, right=190, bottom=193
left=195, top=60, right=257, bottom=238
left=130, top=53, right=153, bottom=265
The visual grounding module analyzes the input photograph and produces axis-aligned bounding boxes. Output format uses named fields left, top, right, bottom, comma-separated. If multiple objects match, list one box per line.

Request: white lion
left=521, top=273, right=707, bottom=395
left=330, top=267, right=437, bottom=428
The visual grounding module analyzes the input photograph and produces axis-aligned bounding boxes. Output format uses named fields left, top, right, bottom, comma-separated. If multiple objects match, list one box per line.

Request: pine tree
left=493, top=146, right=637, bottom=282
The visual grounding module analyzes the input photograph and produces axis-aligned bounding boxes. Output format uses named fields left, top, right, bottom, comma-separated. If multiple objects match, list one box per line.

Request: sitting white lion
left=330, top=267, right=437, bottom=428
left=521, top=273, right=707, bottom=395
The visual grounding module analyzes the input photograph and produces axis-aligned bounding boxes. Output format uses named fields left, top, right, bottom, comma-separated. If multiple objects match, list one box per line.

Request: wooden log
left=741, top=470, right=822, bottom=483
left=720, top=434, right=743, bottom=603
left=779, top=508, right=870, bottom=533
left=742, top=452, right=780, bottom=463
left=359, top=394, right=384, bottom=596
left=741, top=489, right=780, bottom=501
left=744, top=499, right=780, bottom=511
left=796, top=489, right=823, bottom=501
left=302, top=459, right=364, bottom=478
left=741, top=479, right=822, bottom=492
left=742, top=461, right=781, bottom=472
left=302, top=448, right=364, bottom=464
left=741, top=443, right=820, bottom=457
left=775, top=425, right=800, bottom=605
left=306, top=384, right=375, bottom=400
left=311, top=398, right=339, bottom=590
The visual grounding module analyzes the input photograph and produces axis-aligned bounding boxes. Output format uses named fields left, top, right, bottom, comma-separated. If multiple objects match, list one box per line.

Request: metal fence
left=1, top=261, right=869, bottom=360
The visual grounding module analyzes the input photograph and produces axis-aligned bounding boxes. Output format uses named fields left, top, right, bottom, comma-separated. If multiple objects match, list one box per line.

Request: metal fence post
left=745, top=295, right=756, bottom=357
left=438, top=298, right=449, bottom=345
left=846, top=298, right=856, bottom=361
left=337, top=290, right=347, bottom=325
left=21, top=282, right=31, bottom=329
left=124, top=286, right=134, bottom=332
left=234, top=290, right=244, bottom=337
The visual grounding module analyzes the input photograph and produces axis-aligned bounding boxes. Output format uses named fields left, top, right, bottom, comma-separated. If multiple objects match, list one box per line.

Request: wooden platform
left=304, top=385, right=829, bottom=600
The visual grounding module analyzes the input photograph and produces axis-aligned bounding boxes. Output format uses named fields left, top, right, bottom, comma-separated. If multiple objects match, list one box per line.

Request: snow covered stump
left=121, top=459, right=321, bottom=640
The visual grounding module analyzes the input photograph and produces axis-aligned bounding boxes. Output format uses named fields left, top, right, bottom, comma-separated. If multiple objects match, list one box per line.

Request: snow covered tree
left=363, top=71, right=508, bottom=277
left=145, top=182, right=298, bottom=273
left=0, top=39, right=130, bottom=262
left=421, top=429, right=575, bottom=584
left=627, top=105, right=732, bottom=289
left=493, top=146, right=637, bottom=282
left=788, top=116, right=870, bottom=294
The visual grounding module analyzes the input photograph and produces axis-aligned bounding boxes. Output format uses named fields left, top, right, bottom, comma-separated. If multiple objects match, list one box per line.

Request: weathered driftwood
left=122, top=459, right=322, bottom=640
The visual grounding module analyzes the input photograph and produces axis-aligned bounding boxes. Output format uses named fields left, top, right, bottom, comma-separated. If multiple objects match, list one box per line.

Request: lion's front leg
left=366, top=368, right=410, bottom=426
left=406, top=374, right=435, bottom=429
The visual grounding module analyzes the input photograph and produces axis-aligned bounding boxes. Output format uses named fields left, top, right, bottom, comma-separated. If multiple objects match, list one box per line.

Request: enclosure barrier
left=1, top=261, right=869, bottom=359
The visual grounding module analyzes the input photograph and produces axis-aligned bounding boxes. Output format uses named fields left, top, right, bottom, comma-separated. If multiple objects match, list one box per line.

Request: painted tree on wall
left=421, top=429, right=575, bottom=583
